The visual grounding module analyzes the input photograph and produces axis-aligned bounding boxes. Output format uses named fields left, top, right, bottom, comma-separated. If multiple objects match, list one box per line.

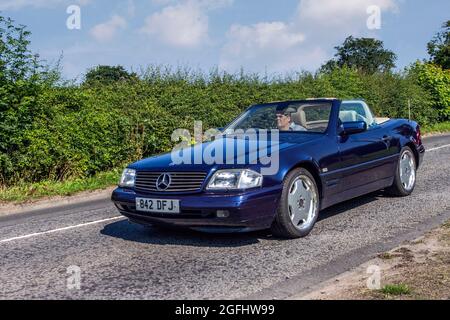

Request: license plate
left=135, top=198, right=180, bottom=214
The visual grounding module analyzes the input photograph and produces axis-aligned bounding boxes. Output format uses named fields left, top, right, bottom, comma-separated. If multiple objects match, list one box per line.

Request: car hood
left=130, top=134, right=321, bottom=171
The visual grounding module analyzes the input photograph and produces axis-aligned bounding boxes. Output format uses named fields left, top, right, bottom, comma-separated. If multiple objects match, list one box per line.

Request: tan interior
left=291, top=109, right=307, bottom=128
left=290, top=104, right=330, bottom=130
left=339, top=110, right=359, bottom=122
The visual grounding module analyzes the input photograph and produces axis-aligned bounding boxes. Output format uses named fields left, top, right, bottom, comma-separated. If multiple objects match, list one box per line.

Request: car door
left=336, top=102, right=394, bottom=192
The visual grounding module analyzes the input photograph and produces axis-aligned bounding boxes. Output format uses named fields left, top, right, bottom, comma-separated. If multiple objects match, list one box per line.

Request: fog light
left=216, top=210, right=230, bottom=218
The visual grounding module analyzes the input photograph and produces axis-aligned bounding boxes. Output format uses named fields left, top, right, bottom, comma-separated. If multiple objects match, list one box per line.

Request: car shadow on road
left=100, top=219, right=268, bottom=247
left=101, top=191, right=388, bottom=246
left=318, top=191, right=383, bottom=221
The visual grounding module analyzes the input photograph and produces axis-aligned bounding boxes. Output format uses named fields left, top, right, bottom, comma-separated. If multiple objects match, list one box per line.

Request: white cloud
left=224, top=22, right=305, bottom=55
left=199, top=0, right=234, bottom=10
left=0, top=0, right=90, bottom=10
left=220, top=22, right=307, bottom=72
left=220, top=0, right=399, bottom=73
left=150, top=0, right=176, bottom=5
left=220, top=22, right=323, bottom=73
left=151, top=0, right=233, bottom=9
left=297, top=0, right=397, bottom=25
left=140, top=0, right=233, bottom=48
left=141, top=1, right=207, bottom=47
left=90, top=15, right=127, bottom=42
left=294, top=0, right=399, bottom=54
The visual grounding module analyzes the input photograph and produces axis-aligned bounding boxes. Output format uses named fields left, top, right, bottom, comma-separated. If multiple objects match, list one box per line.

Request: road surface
left=1, top=134, right=450, bottom=299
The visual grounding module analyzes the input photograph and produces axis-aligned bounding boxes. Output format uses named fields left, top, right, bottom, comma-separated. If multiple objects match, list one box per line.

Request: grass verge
left=380, top=284, right=412, bottom=296
left=422, top=121, right=450, bottom=135
left=0, top=170, right=121, bottom=203
left=297, top=219, right=450, bottom=300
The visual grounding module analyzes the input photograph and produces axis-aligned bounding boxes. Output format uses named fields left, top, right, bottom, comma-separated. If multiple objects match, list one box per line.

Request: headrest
left=291, top=109, right=307, bottom=127
left=339, top=110, right=358, bottom=122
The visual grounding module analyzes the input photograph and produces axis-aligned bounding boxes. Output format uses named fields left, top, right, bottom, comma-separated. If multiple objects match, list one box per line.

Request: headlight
left=207, top=169, right=263, bottom=190
left=119, top=168, right=136, bottom=188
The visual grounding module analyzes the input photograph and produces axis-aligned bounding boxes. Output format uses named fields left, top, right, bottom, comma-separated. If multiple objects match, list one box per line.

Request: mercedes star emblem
left=156, top=173, right=171, bottom=191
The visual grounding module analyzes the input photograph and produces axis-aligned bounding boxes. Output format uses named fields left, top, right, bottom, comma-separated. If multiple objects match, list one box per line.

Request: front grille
left=135, top=171, right=208, bottom=193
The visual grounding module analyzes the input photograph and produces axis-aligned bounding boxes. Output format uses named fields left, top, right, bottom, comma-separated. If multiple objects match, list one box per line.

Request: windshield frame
left=223, top=100, right=335, bottom=135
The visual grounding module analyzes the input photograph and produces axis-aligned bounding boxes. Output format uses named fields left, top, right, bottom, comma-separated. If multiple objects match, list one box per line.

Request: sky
left=1, top=0, right=449, bottom=80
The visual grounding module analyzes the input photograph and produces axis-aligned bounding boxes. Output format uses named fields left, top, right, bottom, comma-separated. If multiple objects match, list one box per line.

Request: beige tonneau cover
left=375, top=117, right=390, bottom=124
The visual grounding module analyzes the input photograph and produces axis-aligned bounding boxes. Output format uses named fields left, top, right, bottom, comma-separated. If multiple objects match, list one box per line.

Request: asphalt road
left=1, top=135, right=450, bottom=300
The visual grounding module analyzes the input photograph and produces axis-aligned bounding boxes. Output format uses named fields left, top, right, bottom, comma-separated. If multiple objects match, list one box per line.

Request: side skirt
left=320, top=176, right=394, bottom=210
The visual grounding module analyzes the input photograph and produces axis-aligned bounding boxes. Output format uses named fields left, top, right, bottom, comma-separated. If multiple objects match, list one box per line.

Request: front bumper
left=111, top=186, right=282, bottom=231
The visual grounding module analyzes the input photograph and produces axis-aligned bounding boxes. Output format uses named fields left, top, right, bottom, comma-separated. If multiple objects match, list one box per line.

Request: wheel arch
left=404, top=142, right=420, bottom=168
left=287, top=161, right=324, bottom=201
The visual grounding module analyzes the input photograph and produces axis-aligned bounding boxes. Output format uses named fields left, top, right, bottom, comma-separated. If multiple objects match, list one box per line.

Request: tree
left=427, top=20, right=450, bottom=69
left=0, top=16, right=41, bottom=82
left=0, top=15, right=47, bottom=184
left=84, top=65, right=138, bottom=85
left=412, top=62, right=450, bottom=120
left=321, top=36, right=397, bottom=74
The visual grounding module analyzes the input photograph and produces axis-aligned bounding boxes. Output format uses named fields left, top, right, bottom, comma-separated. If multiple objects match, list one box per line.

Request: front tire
left=385, top=147, right=417, bottom=197
left=271, top=168, right=320, bottom=239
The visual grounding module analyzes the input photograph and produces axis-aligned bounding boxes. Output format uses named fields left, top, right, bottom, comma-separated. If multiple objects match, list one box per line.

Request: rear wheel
left=385, top=147, right=417, bottom=197
left=271, top=168, right=320, bottom=239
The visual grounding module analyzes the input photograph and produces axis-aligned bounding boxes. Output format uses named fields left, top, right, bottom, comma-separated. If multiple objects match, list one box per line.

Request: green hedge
left=0, top=64, right=448, bottom=186
left=412, top=62, right=450, bottom=119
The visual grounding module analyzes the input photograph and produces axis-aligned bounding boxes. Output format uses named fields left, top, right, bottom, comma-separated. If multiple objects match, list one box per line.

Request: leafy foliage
left=427, top=20, right=450, bottom=69
left=84, top=65, right=138, bottom=85
left=0, top=16, right=41, bottom=82
left=0, top=16, right=50, bottom=185
left=322, top=36, right=397, bottom=74
left=0, top=15, right=448, bottom=188
left=2, top=65, right=442, bottom=186
left=411, top=62, right=450, bottom=119
left=380, top=284, right=411, bottom=296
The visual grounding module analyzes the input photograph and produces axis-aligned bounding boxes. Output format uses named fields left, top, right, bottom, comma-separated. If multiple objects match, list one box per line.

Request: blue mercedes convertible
left=112, top=99, right=425, bottom=238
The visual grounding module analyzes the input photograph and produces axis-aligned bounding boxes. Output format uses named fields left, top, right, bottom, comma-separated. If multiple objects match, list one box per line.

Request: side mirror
left=340, top=121, right=367, bottom=136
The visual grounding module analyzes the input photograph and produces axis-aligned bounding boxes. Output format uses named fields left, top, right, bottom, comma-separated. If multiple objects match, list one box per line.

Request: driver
left=276, top=107, right=307, bottom=132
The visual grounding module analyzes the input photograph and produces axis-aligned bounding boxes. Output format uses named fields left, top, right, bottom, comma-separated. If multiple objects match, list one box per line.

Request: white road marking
left=427, top=144, right=450, bottom=152
left=0, top=216, right=124, bottom=244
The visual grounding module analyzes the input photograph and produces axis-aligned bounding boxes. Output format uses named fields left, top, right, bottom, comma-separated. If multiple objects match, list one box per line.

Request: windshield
left=225, top=102, right=332, bottom=133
